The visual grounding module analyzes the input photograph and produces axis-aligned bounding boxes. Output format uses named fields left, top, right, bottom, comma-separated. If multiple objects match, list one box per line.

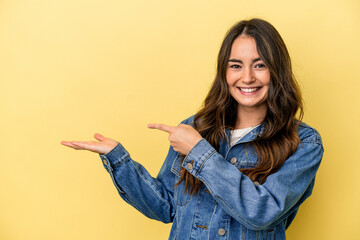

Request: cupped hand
left=148, top=123, right=202, bottom=155
left=61, top=133, right=118, bottom=155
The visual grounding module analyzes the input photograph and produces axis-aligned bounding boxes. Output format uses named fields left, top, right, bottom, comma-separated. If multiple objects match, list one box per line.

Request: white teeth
left=239, top=88, right=259, bottom=93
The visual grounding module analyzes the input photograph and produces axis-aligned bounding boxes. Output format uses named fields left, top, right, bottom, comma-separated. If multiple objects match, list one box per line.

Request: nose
left=242, top=67, right=255, bottom=84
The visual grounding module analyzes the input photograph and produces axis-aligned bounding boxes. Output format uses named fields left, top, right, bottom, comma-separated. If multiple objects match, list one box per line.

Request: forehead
left=229, top=35, right=259, bottom=59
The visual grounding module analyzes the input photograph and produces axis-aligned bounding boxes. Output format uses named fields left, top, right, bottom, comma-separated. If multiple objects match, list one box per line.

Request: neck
left=235, top=105, right=267, bottom=129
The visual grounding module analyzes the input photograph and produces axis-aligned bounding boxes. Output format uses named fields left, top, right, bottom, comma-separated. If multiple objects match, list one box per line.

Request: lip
left=236, top=86, right=262, bottom=95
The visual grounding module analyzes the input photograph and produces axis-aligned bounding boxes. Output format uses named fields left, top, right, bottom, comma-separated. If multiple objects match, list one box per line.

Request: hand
left=61, top=133, right=118, bottom=155
left=148, top=123, right=202, bottom=155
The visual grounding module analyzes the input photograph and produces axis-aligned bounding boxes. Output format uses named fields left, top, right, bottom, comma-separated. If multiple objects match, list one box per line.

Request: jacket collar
left=225, top=122, right=264, bottom=145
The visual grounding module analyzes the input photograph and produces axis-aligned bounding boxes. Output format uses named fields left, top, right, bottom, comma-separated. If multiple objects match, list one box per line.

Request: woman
left=62, top=18, right=323, bottom=239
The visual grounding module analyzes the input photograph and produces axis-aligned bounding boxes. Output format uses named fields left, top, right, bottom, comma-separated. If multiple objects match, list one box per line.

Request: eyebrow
left=228, top=58, right=262, bottom=63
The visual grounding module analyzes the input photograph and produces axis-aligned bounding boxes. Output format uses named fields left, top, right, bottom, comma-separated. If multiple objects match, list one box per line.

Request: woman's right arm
left=61, top=134, right=177, bottom=223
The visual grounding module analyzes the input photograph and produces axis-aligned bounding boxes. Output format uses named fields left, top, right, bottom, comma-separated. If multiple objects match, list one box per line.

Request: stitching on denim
left=171, top=168, right=181, bottom=178
left=121, top=192, right=149, bottom=217
left=207, top=202, right=218, bottom=240
left=265, top=228, right=275, bottom=240
left=301, top=140, right=323, bottom=145
left=224, top=218, right=229, bottom=240
left=174, top=191, right=184, bottom=237
left=217, top=195, right=273, bottom=230
left=108, top=169, right=125, bottom=194
left=189, top=193, right=200, bottom=239
left=130, top=160, right=171, bottom=209
left=198, top=178, right=263, bottom=230
left=299, top=127, right=323, bottom=145
left=196, top=150, right=216, bottom=175
left=171, top=154, right=181, bottom=177
left=174, top=186, right=190, bottom=206
left=299, top=141, right=324, bottom=150
left=256, top=230, right=260, bottom=239
left=242, top=225, right=246, bottom=239
left=113, top=155, right=131, bottom=168
left=102, top=142, right=120, bottom=156
left=174, top=204, right=181, bottom=237
left=183, top=139, right=208, bottom=164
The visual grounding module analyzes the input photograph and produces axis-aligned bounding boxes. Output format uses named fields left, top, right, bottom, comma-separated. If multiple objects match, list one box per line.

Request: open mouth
left=237, top=87, right=262, bottom=93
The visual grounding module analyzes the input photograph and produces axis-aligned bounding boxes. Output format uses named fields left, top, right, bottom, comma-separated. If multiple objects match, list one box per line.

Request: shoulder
left=180, top=115, right=196, bottom=126
left=297, top=121, right=323, bottom=146
left=287, top=122, right=324, bottom=169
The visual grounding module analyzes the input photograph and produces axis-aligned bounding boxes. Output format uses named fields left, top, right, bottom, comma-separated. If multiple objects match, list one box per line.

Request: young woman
left=62, top=18, right=324, bottom=239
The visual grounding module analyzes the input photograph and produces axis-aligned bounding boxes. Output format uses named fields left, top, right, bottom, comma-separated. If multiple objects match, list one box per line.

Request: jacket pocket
left=265, top=229, right=274, bottom=240
left=171, top=154, right=192, bottom=206
left=173, top=180, right=191, bottom=206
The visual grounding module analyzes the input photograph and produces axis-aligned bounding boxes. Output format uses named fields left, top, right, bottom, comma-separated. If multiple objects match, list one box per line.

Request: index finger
left=148, top=123, right=175, bottom=133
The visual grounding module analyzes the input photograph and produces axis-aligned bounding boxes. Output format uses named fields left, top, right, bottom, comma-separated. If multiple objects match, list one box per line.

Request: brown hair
left=177, top=18, right=303, bottom=195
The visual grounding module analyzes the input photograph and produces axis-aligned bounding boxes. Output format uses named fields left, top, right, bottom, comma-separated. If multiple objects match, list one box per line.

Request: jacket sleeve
left=99, top=142, right=178, bottom=223
left=181, top=128, right=324, bottom=230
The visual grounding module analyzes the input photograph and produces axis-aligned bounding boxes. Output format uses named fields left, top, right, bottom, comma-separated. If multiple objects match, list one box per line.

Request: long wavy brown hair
left=177, top=18, right=303, bottom=195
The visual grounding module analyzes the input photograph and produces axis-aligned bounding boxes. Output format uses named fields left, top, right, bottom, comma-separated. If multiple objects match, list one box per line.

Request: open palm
left=61, top=133, right=118, bottom=155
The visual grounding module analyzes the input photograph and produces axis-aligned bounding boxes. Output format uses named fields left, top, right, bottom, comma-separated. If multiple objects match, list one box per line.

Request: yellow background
left=1, top=0, right=359, bottom=239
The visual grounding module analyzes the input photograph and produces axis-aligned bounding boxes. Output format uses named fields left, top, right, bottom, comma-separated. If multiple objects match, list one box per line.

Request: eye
left=254, top=63, right=266, bottom=68
left=229, top=64, right=241, bottom=69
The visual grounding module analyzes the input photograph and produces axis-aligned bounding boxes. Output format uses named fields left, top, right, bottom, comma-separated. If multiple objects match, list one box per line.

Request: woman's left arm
left=149, top=123, right=324, bottom=231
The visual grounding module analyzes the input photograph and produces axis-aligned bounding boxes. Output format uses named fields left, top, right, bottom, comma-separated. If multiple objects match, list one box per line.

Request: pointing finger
left=148, top=123, right=175, bottom=133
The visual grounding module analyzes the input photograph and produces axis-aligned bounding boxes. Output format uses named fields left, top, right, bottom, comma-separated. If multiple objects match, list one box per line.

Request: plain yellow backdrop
left=1, top=0, right=359, bottom=239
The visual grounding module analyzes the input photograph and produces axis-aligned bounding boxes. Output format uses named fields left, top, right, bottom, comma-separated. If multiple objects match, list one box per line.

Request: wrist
left=188, top=137, right=203, bottom=154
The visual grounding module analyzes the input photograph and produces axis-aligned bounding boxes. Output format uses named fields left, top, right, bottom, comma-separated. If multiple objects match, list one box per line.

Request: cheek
left=263, top=71, right=271, bottom=85
left=263, top=86, right=270, bottom=97
left=225, top=71, right=230, bottom=84
left=260, top=86, right=270, bottom=102
left=226, top=71, right=236, bottom=85
left=264, top=77, right=271, bottom=97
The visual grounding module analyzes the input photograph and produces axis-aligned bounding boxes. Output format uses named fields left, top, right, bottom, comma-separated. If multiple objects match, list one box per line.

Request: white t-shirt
left=229, top=125, right=259, bottom=147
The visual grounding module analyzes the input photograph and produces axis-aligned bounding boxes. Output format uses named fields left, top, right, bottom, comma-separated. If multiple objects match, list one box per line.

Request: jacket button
left=102, top=159, right=108, bottom=165
left=186, top=163, right=193, bottom=170
left=230, top=157, right=237, bottom=164
left=218, top=228, right=226, bottom=236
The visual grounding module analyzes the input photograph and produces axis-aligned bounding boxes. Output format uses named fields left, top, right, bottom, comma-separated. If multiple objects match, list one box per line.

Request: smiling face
left=226, top=35, right=271, bottom=116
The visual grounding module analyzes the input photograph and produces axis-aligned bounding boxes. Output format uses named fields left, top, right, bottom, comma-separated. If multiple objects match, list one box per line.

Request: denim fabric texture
left=99, top=116, right=324, bottom=240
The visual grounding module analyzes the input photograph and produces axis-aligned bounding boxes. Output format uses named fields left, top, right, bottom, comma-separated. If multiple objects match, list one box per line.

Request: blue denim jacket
left=99, top=116, right=323, bottom=239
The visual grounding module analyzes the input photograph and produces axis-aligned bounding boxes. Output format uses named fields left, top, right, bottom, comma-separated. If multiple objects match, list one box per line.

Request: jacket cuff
left=99, top=143, right=130, bottom=172
left=182, top=139, right=216, bottom=176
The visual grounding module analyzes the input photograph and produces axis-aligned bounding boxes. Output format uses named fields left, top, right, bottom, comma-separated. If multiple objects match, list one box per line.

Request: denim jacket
left=99, top=116, right=323, bottom=239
